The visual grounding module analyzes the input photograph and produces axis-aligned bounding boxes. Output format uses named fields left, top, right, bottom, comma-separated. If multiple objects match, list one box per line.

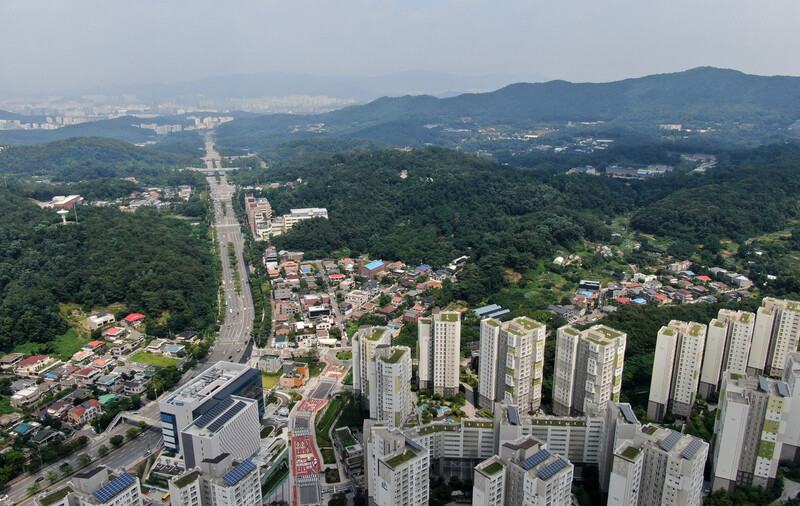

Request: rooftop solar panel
left=660, top=431, right=681, bottom=452
left=208, top=401, right=246, bottom=432
left=93, top=473, right=136, bottom=503
left=222, top=458, right=255, bottom=486
left=507, top=405, right=519, bottom=426
left=521, top=449, right=551, bottom=470
left=193, top=397, right=234, bottom=428
left=681, top=438, right=703, bottom=460
left=620, top=404, right=637, bottom=424
left=537, top=458, right=568, bottom=480
left=778, top=381, right=790, bottom=398
left=405, top=437, right=424, bottom=451
left=758, top=376, right=769, bottom=393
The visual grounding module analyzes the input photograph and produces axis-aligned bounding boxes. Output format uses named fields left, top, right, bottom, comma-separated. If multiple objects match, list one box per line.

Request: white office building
left=35, top=467, right=143, bottom=506
left=478, top=317, right=546, bottom=413
left=169, top=454, right=262, bottom=506
left=552, top=324, right=626, bottom=416
left=367, top=345, right=412, bottom=427
left=179, top=396, right=261, bottom=469
left=647, top=321, right=706, bottom=420
left=418, top=309, right=461, bottom=396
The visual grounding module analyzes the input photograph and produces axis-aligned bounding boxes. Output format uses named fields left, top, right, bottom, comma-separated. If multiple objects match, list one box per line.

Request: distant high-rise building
left=169, top=454, right=262, bottom=506
left=552, top=324, right=626, bottom=416
left=368, top=345, right=412, bottom=427
left=647, top=321, right=706, bottom=420
left=478, top=317, right=546, bottom=413
left=713, top=371, right=793, bottom=491
left=364, top=424, right=430, bottom=506
left=352, top=326, right=391, bottom=400
left=418, top=309, right=461, bottom=396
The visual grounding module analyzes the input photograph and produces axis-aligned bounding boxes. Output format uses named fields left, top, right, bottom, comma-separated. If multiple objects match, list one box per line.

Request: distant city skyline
left=1, top=0, right=799, bottom=95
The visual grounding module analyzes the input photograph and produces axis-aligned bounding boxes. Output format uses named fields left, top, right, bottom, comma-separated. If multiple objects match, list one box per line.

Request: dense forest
left=0, top=190, right=218, bottom=351
left=0, top=137, right=203, bottom=184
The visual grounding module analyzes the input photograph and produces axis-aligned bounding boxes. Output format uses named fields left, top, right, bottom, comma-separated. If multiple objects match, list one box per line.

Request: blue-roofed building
left=359, top=260, right=386, bottom=279
left=632, top=298, right=647, bottom=305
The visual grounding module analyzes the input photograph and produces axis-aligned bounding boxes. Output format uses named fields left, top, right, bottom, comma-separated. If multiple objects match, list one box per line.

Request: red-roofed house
left=391, top=296, right=404, bottom=305
left=123, top=313, right=145, bottom=323
left=103, top=327, right=126, bottom=338
left=83, top=341, right=106, bottom=353
left=652, top=293, right=670, bottom=306
left=695, top=275, right=712, bottom=283
left=76, top=367, right=102, bottom=386
left=68, top=399, right=102, bottom=425
left=14, top=356, right=56, bottom=377
left=614, top=297, right=633, bottom=305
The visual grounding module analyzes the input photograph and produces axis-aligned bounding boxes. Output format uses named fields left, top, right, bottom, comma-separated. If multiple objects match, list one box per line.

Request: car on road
left=59, top=462, right=69, bottom=469
left=228, top=355, right=233, bottom=360
left=0, top=494, right=8, bottom=502
left=35, top=476, right=44, bottom=483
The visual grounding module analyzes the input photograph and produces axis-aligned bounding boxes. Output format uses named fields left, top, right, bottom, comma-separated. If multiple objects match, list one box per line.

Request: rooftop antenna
left=57, top=209, right=69, bottom=224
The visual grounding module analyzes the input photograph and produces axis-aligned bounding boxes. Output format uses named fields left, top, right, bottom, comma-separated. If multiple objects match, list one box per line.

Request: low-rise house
left=164, top=344, right=185, bottom=357
left=75, top=367, right=102, bottom=386
left=279, top=362, right=310, bottom=388
left=403, top=310, right=422, bottom=323
left=176, top=331, right=197, bottom=341
left=103, top=327, right=127, bottom=339
left=87, top=312, right=115, bottom=329
left=91, top=357, right=115, bottom=373
left=47, top=399, right=73, bottom=419
left=11, top=386, right=42, bottom=408
left=30, top=427, right=59, bottom=446
left=95, top=374, right=120, bottom=391
left=12, top=422, right=38, bottom=437
left=0, top=413, right=23, bottom=429
left=67, top=399, right=102, bottom=425
left=257, top=354, right=283, bottom=373
left=14, top=355, right=56, bottom=377
left=146, top=339, right=167, bottom=353
left=123, top=379, right=147, bottom=395
left=123, top=313, right=145, bottom=325
left=83, top=341, right=106, bottom=353
left=0, top=353, right=24, bottom=369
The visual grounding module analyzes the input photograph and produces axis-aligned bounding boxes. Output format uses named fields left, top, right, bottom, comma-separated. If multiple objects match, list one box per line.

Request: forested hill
left=0, top=190, right=218, bottom=351
left=217, top=67, right=800, bottom=152
left=0, top=137, right=202, bottom=183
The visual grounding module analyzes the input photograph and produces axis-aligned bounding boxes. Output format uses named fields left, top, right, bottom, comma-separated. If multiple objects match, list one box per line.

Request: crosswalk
left=295, top=475, right=319, bottom=485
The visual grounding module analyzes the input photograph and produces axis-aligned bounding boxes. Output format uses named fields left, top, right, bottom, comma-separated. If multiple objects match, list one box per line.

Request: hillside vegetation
left=0, top=190, right=218, bottom=351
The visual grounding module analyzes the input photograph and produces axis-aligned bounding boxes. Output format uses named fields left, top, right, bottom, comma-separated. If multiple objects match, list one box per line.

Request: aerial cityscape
left=3, top=2, right=800, bottom=506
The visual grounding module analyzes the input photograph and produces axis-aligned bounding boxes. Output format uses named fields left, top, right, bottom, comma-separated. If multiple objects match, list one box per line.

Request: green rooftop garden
left=464, top=420, right=493, bottom=429
left=690, top=324, right=704, bottom=337
left=562, top=327, right=579, bottom=336
left=662, top=328, right=675, bottom=336
left=335, top=427, right=358, bottom=448
left=642, top=426, right=658, bottom=435
left=382, top=348, right=406, bottom=364
left=174, top=470, right=202, bottom=488
left=418, top=424, right=458, bottom=435
left=485, top=319, right=500, bottom=327
left=621, top=446, right=641, bottom=460
left=367, top=328, right=387, bottom=341
left=593, top=326, right=622, bottom=339
left=385, top=450, right=416, bottom=468
left=528, top=418, right=583, bottom=427
left=440, top=313, right=459, bottom=322
left=713, top=320, right=726, bottom=328
left=740, top=312, right=752, bottom=323
left=40, top=487, right=73, bottom=506
left=482, top=462, right=504, bottom=476
left=516, top=318, right=542, bottom=330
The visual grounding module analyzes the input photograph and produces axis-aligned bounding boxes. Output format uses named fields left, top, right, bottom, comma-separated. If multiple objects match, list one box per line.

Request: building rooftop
left=162, top=362, right=249, bottom=407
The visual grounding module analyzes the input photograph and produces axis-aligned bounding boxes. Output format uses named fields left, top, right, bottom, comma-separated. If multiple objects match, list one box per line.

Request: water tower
left=57, top=209, right=69, bottom=224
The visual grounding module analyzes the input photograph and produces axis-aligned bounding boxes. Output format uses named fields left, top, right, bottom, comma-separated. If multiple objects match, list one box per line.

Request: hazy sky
left=1, top=0, right=799, bottom=94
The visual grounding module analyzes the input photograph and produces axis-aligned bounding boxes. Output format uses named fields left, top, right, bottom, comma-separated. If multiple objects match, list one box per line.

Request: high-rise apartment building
left=764, top=298, right=800, bottom=377
left=352, top=326, right=391, bottom=401
left=418, top=309, right=461, bottom=396
left=169, top=454, right=262, bottom=506
left=478, top=317, right=546, bottom=413
left=700, top=317, right=729, bottom=399
left=364, top=424, right=430, bottom=506
left=35, top=467, right=143, bottom=506
left=647, top=321, right=706, bottom=420
left=552, top=324, right=626, bottom=416
left=748, top=306, right=777, bottom=376
left=159, top=362, right=263, bottom=453
left=244, top=194, right=271, bottom=239
left=712, top=371, right=792, bottom=491
left=473, top=436, right=574, bottom=506
left=367, top=345, right=412, bottom=427
left=608, top=426, right=707, bottom=506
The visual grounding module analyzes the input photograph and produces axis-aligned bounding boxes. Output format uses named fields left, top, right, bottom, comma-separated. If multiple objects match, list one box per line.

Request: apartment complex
left=35, top=467, right=143, bottom=506
left=364, top=425, right=430, bottom=506
left=159, top=362, right=263, bottom=453
left=473, top=436, right=574, bottom=506
left=169, top=454, right=262, bottom=506
left=418, top=309, right=461, bottom=396
left=552, top=324, right=627, bottom=416
left=282, top=207, right=329, bottom=232
left=478, top=317, right=546, bottom=413
left=647, top=320, right=706, bottom=420
left=608, top=426, right=708, bottom=506
left=352, top=326, right=391, bottom=401
left=244, top=194, right=271, bottom=239
left=179, top=396, right=261, bottom=468
left=764, top=298, right=800, bottom=377
left=367, top=345, right=412, bottom=427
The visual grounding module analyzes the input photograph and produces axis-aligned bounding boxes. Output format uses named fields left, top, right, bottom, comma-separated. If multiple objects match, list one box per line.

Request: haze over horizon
left=2, top=0, right=799, bottom=96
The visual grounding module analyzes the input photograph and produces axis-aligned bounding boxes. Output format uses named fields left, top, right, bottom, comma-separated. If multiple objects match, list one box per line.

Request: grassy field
left=262, top=373, right=281, bottom=390
left=129, top=351, right=179, bottom=367
left=0, top=395, right=18, bottom=415
left=12, top=328, right=90, bottom=360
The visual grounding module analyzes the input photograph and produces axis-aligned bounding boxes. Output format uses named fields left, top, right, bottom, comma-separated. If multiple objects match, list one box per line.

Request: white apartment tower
left=478, top=317, right=546, bottom=413
left=748, top=306, right=777, bottom=376
left=765, top=298, right=800, bottom=377
left=473, top=436, right=574, bottom=506
left=418, top=309, right=461, bottom=396
left=699, top=309, right=756, bottom=399
left=609, top=426, right=707, bottom=506
left=365, top=424, right=430, bottom=506
left=352, top=326, right=391, bottom=400
left=552, top=324, right=626, bottom=416
left=712, top=372, right=792, bottom=491
left=368, top=345, right=412, bottom=427
left=647, top=321, right=706, bottom=420
left=169, top=454, right=262, bottom=506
